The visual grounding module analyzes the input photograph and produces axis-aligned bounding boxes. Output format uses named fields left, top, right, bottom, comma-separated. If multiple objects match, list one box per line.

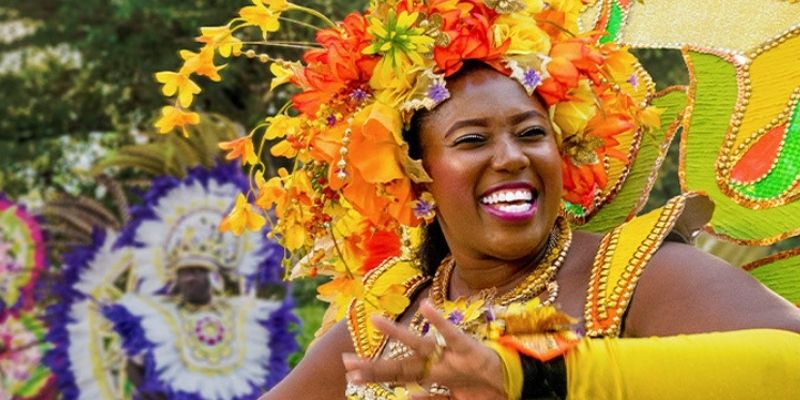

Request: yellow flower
left=281, top=223, right=306, bottom=250
left=318, top=277, right=365, bottom=320
left=196, top=26, right=243, bottom=57
left=442, top=297, right=485, bottom=326
left=155, top=71, right=201, bottom=107
left=154, top=106, right=200, bottom=136
left=240, top=0, right=281, bottom=37
left=552, top=81, right=596, bottom=137
left=522, top=0, right=546, bottom=14
left=261, top=0, right=288, bottom=12
left=639, top=106, right=664, bottom=130
left=363, top=10, right=433, bottom=73
left=373, top=283, right=411, bottom=314
left=219, top=193, right=267, bottom=235
left=493, top=13, right=551, bottom=55
left=179, top=47, right=225, bottom=81
left=370, top=61, right=418, bottom=108
left=269, top=62, right=294, bottom=90
left=265, top=113, right=297, bottom=139
left=500, top=299, right=576, bottom=334
left=545, top=0, right=583, bottom=31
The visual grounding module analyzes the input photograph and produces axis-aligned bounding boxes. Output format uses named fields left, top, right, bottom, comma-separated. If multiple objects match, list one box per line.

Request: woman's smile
left=478, top=182, right=538, bottom=222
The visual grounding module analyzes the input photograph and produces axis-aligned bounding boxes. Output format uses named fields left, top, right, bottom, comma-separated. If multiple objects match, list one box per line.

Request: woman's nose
left=491, top=136, right=530, bottom=172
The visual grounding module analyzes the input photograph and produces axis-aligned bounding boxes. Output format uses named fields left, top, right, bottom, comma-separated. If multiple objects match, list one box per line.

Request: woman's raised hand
left=342, top=300, right=507, bottom=400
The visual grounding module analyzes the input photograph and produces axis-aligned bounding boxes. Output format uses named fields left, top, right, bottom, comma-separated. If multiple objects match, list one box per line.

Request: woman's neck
left=447, top=242, right=550, bottom=300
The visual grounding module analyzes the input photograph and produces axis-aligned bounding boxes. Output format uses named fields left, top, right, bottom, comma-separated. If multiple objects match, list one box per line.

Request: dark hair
left=404, top=61, right=502, bottom=276
left=404, top=109, right=450, bottom=277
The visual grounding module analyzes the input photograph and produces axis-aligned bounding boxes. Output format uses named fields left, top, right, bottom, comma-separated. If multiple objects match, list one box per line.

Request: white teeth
left=480, top=189, right=533, bottom=205
left=496, top=203, right=533, bottom=213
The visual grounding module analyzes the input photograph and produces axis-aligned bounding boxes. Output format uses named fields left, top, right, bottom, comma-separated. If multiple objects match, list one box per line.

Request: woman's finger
left=371, top=315, right=437, bottom=356
left=418, top=300, right=474, bottom=352
left=343, top=352, right=427, bottom=384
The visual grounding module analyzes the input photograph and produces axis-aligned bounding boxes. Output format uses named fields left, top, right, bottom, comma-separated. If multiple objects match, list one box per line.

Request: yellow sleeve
left=566, top=329, right=800, bottom=400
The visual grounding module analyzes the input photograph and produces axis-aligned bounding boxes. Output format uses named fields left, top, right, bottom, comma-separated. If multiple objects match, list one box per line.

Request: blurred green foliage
left=0, top=0, right=368, bottom=199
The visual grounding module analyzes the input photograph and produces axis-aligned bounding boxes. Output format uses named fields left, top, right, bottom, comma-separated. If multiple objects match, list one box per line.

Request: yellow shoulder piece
left=584, top=194, right=706, bottom=337
left=346, top=257, right=428, bottom=358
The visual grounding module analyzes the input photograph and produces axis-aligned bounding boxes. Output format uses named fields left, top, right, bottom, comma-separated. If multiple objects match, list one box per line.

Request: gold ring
left=429, top=383, right=451, bottom=396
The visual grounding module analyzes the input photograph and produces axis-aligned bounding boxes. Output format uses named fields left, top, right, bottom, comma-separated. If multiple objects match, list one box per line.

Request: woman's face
left=420, top=67, right=562, bottom=263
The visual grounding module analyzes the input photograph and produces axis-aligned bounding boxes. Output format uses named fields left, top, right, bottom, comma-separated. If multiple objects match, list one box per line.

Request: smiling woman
left=153, top=0, right=800, bottom=399
left=413, top=64, right=563, bottom=277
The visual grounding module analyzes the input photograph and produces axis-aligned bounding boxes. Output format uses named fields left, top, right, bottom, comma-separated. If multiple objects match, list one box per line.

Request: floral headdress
left=154, top=0, right=661, bottom=289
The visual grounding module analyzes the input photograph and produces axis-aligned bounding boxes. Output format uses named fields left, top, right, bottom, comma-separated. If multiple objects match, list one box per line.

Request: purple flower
left=523, top=69, right=542, bottom=89
left=427, top=82, right=449, bottom=103
left=448, top=310, right=464, bottom=325
left=350, top=88, right=369, bottom=103
left=627, top=73, right=638, bottom=88
left=413, top=199, right=435, bottom=219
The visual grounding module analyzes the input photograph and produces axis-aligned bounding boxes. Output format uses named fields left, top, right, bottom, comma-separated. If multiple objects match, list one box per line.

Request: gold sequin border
left=584, top=195, right=686, bottom=337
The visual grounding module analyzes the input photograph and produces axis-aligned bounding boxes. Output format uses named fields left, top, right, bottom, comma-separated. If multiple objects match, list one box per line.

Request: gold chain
left=430, top=216, right=572, bottom=308
left=388, top=218, right=572, bottom=361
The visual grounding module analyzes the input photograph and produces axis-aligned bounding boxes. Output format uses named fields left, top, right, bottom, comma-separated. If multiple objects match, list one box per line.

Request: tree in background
left=0, top=0, right=367, bottom=200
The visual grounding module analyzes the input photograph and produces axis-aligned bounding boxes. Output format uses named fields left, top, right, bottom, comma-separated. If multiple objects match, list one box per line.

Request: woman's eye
left=452, top=134, right=485, bottom=145
left=518, top=127, right=546, bottom=138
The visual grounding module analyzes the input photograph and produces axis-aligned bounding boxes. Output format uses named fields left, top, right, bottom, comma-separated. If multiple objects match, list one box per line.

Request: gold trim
left=584, top=195, right=686, bottom=337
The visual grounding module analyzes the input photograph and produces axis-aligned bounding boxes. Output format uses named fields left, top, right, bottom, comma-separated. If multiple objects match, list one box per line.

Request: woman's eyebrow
left=510, top=110, right=546, bottom=125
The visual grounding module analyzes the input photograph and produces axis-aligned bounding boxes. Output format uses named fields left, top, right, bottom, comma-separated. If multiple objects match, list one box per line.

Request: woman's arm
left=260, top=320, right=354, bottom=400
left=625, top=241, right=800, bottom=337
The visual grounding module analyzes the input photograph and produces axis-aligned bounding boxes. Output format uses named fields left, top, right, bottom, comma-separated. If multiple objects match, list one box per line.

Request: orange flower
left=195, top=26, right=243, bottom=57
left=538, top=38, right=604, bottom=105
left=254, top=171, right=286, bottom=211
left=562, top=158, right=604, bottom=207
left=361, top=228, right=401, bottom=273
left=561, top=111, right=633, bottom=206
left=219, top=193, right=266, bottom=235
left=218, top=136, right=258, bottom=166
left=154, top=106, right=200, bottom=136
left=332, top=104, right=419, bottom=227
left=434, top=8, right=509, bottom=76
left=292, top=13, right=378, bottom=116
left=179, top=47, right=224, bottom=81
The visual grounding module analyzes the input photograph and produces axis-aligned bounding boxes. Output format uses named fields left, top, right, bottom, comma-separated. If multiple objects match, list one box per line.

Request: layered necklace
left=430, top=216, right=572, bottom=308
left=386, top=217, right=572, bottom=360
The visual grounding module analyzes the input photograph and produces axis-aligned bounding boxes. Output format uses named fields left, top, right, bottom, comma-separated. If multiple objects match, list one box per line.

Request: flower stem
left=279, top=16, right=322, bottom=32
left=288, top=3, right=338, bottom=29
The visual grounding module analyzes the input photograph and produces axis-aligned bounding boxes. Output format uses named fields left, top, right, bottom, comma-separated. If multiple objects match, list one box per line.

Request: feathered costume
left=46, top=164, right=297, bottom=400
left=0, top=195, right=53, bottom=399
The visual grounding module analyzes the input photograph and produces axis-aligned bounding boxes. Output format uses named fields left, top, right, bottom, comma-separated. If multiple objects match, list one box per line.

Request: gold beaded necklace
left=430, top=216, right=572, bottom=308
left=386, top=217, right=572, bottom=361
